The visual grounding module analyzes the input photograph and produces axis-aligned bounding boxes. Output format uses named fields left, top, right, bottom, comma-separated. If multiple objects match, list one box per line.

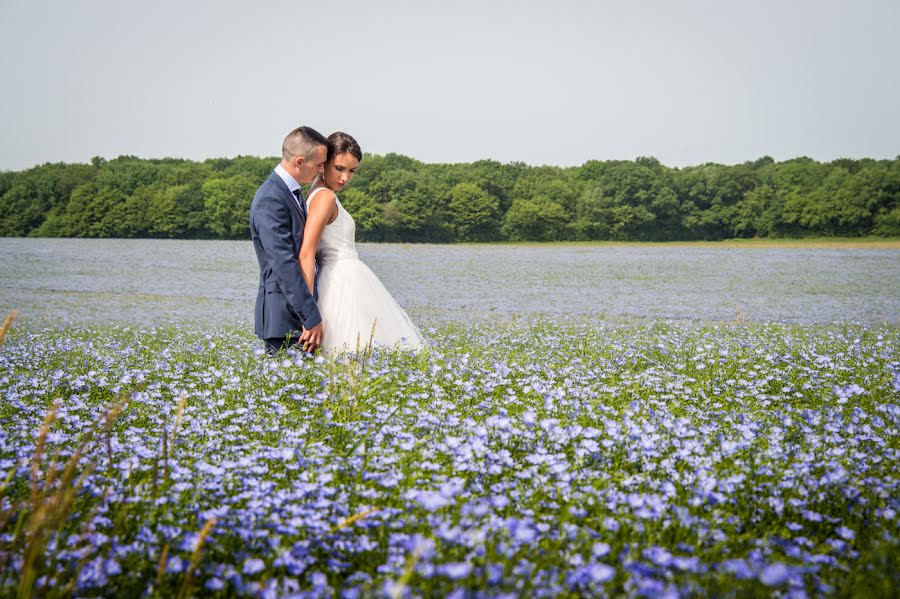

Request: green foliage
left=202, top=175, right=258, bottom=239
left=55, top=183, right=128, bottom=237
left=145, top=183, right=207, bottom=238
left=448, top=183, right=500, bottom=242
left=0, top=163, right=95, bottom=236
left=338, top=188, right=382, bottom=239
left=873, top=206, right=900, bottom=236
left=204, top=155, right=275, bottom=182
left=511, top=169, right=579, bottom=213
left=1, top=153, right=897, bottom=241
left=502, top=197, right=569, bottom=241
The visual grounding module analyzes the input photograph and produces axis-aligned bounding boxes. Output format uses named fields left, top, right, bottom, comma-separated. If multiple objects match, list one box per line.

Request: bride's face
left=323, top=152, right=359, bottom=192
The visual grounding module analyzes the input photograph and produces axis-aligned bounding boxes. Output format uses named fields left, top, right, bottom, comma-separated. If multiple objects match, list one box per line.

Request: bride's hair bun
left=327, top=132, right=363, bottom=162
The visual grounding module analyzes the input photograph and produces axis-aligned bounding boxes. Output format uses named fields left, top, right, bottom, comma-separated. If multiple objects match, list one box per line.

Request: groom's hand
left=300, top=323, right=324, bottom=353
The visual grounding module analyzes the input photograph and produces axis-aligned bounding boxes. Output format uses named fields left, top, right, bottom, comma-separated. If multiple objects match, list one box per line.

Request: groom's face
left=295, top=145, right=327, bottom=184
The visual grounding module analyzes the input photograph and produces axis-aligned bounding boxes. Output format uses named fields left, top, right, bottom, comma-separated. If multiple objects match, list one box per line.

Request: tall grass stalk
left=1, top=397, right=129, bottom=597
left=176, top=518, right=217, bottom=599
left=0, top=309, right=18, bottom=346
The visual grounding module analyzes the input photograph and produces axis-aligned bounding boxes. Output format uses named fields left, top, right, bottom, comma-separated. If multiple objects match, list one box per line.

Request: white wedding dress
left=307, top=187, right=423, bottom=353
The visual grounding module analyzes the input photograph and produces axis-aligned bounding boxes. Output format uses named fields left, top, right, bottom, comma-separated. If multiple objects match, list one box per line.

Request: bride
left=299, top=132, right=423, bottom=353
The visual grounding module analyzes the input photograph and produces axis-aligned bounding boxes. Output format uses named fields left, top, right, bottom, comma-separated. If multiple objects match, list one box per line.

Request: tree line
left=1, top=154, right=898, bottom=241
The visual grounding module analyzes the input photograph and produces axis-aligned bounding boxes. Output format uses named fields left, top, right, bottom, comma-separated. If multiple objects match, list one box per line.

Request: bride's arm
left=300, top=189, right=338, bottom=294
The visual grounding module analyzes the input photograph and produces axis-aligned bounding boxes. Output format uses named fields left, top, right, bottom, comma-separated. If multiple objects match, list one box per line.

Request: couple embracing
left=249, top=126, right=423, bottom=355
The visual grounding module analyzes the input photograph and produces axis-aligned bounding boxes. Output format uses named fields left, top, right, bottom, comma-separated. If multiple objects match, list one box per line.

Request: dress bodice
left=306, top=186, right=358, bottom=263
left=304, top=184, right=423, bottom=352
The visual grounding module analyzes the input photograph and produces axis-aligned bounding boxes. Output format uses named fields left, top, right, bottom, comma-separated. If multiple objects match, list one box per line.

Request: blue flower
left=103, top=559, right=121, bottom=576
left=406, top=489, right=450, bottom=511
left=243, top=558, right=265, bottom=576
left=437, top=562, right=472, bottom=580
left=759, top=563, right=790, bottom=586
left=569, top=562, right=615, bottom=586
left=836, top=526, right=855, bottom=540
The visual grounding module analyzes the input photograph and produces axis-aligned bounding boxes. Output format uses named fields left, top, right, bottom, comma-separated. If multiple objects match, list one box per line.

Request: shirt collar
left=274, top=164, right=301, bottom=195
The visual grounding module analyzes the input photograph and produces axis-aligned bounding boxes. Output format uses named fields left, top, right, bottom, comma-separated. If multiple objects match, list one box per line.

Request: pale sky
left=1, top=0, right=898, bottom=171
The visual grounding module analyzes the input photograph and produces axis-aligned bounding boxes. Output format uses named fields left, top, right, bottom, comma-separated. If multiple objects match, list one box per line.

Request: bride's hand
left=300, top=322, right=324, bottom=353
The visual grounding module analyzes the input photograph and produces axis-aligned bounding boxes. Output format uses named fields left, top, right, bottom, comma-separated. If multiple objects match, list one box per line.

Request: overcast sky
left=1, top=0, right=898, bottom=171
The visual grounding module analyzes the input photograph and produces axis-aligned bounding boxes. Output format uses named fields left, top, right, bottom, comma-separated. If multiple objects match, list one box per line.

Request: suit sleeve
left=253, top=195, right=322, bottom=328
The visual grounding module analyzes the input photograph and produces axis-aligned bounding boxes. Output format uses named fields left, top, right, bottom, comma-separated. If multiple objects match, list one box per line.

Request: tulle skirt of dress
left=317, top=258, right=423, bottom=353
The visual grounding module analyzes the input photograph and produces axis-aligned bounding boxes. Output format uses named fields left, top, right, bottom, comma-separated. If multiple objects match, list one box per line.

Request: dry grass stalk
left=0, top=464, right=18, bottom=495
left=29, top=403, right=59, bottom=510
left=390, top=538, right=429, bottom=599
left=328, top=355, right=336, bottom=400
left=150, top=455, right=159, bottom=499
left=18, top=443, right=97, bottom=596
left=156, top=543, right=170, bottom=589
left=162, top=424, right=170, bottom=481
left=364, top=318, right=377, bottom=362
left=102, top=397, right=128, bottom=483
left=333, top=507, right=379, bottom=532
left=176, top=518, right=217, bottom=599
left=0, top=462, right=24, bottom=577
left=38, top=496, right=106, bottom=596
left=0, top=309, right=18, bottom=346
left=172, top=392, right=187, bottom=439
left=6, top=396, right=129, bottom=597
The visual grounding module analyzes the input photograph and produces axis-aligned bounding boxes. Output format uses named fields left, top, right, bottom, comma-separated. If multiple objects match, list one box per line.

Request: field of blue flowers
left=1, top=320, right=898, bottom=597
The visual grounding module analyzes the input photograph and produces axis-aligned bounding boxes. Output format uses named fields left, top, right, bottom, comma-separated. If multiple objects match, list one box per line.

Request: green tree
left=448, top=183, right=500, bottom=242
left=0, top=153, right=896, bottom=241
left=466, top=160, right=529, bottom=213
left=873, top=206, right=900, bottom=236
left=337, top=188, right=383, bottom=240
left=568, top=186, right=611, bottom=240
left=589, top=160, right=667, bottom=240
left=349, top=153, right=421, bottom=195
left=202, top=175, right=258, bottom=238
left=53, top=183, right=127, bottom=237
left=732, top=184, right=782, bottom=237
left=145, top=183, right=207, bottom=238
left=511, top=169, right=579, bottom=214
left=772, top=158, right=828, bottom=236
left=0, top=171, right=15, bottom=199
left=674, top=163, right=757, bottom=240
left=370, top=170, right=450, bottom=241
left=205, top=155, right=274, bottom=182
left=91, top=156, right=165, bottom=196
left=501, top=196, right=569, bottom=241
left=0, top=163, right=95, bottom=236
left=870, top=161, right=900, bottom=236
left=117, top=185, right=156, bottom=237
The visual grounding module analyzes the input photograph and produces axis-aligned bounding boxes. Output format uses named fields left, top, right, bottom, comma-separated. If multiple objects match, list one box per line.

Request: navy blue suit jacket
left=249, top=171, right=321, bottom=339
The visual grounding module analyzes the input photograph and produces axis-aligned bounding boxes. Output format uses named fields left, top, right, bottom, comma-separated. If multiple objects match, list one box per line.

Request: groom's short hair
left=282, top=126, right=328, bottom=161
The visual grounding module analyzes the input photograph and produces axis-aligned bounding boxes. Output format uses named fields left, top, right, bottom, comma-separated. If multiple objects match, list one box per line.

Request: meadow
left=1, top=238, right=898, bottom=326
left=1, top=239, right=899, bottom=597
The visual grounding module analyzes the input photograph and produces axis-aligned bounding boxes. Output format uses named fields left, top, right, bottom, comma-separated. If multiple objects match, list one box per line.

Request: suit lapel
left=272, top=174, right=305, bottom=219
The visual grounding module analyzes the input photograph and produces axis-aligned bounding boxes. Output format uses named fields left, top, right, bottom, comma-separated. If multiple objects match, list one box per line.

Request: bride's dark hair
left=327, top=132, right=363, bottom=162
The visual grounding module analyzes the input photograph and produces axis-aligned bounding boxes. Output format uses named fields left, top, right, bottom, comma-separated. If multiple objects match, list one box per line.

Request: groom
left=250, top=125, right=328, bottom=355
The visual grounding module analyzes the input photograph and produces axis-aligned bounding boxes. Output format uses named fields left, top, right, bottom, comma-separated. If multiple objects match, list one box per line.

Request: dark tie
left=292, top=188, right=307, bottom=219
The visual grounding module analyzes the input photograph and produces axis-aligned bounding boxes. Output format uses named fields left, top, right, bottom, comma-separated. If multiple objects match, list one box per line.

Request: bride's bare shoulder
left=308, top=185, right=335, bottom=204
left=307, top=185, right=338, bottom=223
